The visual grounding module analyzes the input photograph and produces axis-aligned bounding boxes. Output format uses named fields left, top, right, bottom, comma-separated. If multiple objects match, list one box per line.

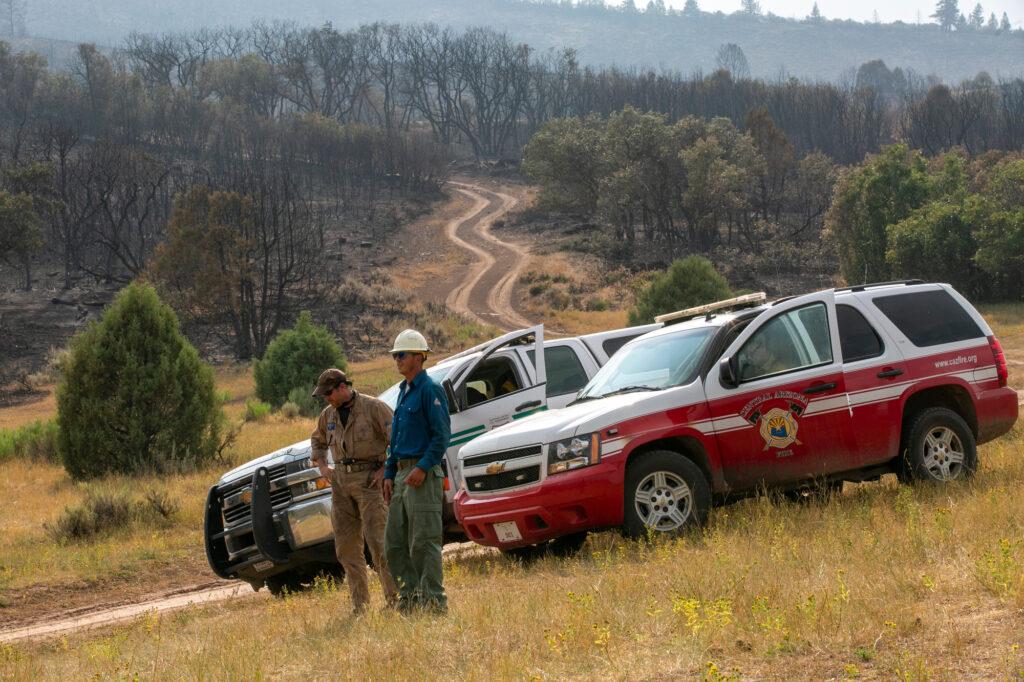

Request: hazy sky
left=664, top=0, right=1023, bottom=25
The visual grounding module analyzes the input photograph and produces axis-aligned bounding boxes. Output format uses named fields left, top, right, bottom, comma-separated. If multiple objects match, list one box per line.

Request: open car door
left=442, top=325, right=546, bottom=496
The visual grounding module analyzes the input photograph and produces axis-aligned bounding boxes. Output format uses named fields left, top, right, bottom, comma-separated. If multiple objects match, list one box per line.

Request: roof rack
left=835, top=279, right=924, bottom=293
left=655, top=292, right=767, bottom=325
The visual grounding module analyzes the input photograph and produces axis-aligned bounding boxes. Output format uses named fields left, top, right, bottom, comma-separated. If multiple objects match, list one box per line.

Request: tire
left=265, top=570, right=308, bottom=597
left=501, top=532, right=589, bottom=564
left=901, top=407, right=977, bottom=483
left=623, top=450, right=711, bottom=539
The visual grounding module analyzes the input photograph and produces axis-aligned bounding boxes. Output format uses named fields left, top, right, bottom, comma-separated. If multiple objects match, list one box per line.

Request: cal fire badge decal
left=739, top=391, right=809, bottom=451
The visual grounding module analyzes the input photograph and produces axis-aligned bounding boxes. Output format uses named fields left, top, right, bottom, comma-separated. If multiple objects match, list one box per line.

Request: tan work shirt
left=310, top=391, right=393, bottom=466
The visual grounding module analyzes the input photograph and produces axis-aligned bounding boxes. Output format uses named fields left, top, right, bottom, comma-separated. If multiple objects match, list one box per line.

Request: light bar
left=655, top=292, right=767, bottom=324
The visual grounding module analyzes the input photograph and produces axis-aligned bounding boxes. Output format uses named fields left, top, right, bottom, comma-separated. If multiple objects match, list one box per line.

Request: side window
left=463, top=356, right=522, bottom=407
left=837, top=304, right=883, bottom=362
left=602, top=334, right=642, bottom=359
left=528, top=346, right=589, bottom=397
left=872, top=289, right=983, bottom=347
left=737, top=303, right=833, bottom=382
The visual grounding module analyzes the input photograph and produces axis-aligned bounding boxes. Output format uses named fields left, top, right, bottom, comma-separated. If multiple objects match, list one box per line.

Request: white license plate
left=253, top=560, right=274, bottom=573
left=493, top=521, right=522, bottom=543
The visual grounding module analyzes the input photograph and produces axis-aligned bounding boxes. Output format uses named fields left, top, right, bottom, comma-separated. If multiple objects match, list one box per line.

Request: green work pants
left=384, top=465, right=447, bottom=611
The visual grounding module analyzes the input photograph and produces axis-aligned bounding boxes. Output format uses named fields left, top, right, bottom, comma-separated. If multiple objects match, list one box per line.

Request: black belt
left=338, top=459, right=379, bottom=472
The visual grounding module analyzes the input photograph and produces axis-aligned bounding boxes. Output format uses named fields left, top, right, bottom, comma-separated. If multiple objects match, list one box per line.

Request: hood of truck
left=218, top=439, right=312, bottom=485
left=460, top=384, right=703, bottom=458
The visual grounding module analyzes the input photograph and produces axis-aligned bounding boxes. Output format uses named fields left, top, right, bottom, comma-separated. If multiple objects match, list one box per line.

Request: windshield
left=576, top=327, right=716, bottom=400
left=377, top=364, right=455, bottom=409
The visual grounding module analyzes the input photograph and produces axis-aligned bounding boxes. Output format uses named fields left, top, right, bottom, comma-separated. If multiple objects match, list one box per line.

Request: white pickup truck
left=203, top=322, right=659, bottom=593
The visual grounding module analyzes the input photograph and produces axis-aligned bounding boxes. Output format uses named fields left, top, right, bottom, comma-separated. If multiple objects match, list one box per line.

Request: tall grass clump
left=46, top=483, right=180, bottom=542
left=243, top=399, right=271, bottom=422
left=0, top=419, right=60, bottom=463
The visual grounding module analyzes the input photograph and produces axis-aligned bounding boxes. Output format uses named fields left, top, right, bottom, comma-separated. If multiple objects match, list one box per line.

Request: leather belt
left=338, top=459, right=378, bottom=472
left=396, top=458, right=420, bottom=471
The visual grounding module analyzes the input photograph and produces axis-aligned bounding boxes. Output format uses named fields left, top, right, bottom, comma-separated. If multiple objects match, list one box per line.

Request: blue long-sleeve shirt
left=384, top=370, right=451, bottom=480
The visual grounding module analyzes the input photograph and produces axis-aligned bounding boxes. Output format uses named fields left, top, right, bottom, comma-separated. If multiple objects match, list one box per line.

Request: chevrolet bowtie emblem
left=486, top=461, right=506, bottom=475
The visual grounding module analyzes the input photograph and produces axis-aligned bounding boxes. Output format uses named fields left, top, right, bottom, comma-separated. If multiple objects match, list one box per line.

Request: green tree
left=974, top=160, right=1024, bottom=295
left=522, top=115, right=607, bottom=214
left=825, top=144, right=930, bottom=285
left=628, top=256, right=732, bottom=325
left=253, top=311, right=347, bottom=410
left=886, top=200, right=985, bottom=297
left=0, top=190, right=42, bottom=290
left=57, top=283, right=222, bottom=479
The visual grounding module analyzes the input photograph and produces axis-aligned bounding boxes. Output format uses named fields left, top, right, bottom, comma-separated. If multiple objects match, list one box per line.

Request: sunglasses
left=392, top=351, right=409, bottom=360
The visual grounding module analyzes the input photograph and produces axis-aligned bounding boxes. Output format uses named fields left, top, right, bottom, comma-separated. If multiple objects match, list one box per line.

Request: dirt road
left=442, top=181, right=535, bottom=332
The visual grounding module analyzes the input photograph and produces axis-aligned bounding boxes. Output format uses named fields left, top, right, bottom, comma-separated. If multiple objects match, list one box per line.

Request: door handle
left=515, top=400, right=542, bottom=412
left=802, top=382, right=837, bottom=395
left=876, top=368, right=904, bottom=379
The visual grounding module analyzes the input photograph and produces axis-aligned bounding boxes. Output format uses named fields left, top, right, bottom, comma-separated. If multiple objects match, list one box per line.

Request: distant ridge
left=21, top=0, right=1024, bottom=82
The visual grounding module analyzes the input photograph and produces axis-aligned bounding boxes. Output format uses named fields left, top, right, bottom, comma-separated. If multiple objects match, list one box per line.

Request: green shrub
left=56, top=283, right=223, bottom=480
left=287, top=386, right=323, bottom=418
left=628, top=256, right=732, bottom=325
left=280, top=402, right=301, bottom=419
left=47, top=484, right=180, bottom=542
left=0, top=420, right=60, bottom=463
left=529, top=283, right=549, bottom=297
left=585, top=297, right=610, bottom=312
left=48, top=487, right=137, bottom=541
left=244, top=398, right=271, bottom=423
left=254, top=311, right=346, bottom=408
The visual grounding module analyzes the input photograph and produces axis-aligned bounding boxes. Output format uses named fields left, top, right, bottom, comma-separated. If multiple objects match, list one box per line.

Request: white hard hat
left=391, top=329, right=430, bottom=355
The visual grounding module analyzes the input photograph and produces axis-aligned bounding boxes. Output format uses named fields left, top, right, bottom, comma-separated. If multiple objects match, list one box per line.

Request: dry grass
left=0, top=393, right=57, bottom=431
left=4, top=433, right=1023, bottom=680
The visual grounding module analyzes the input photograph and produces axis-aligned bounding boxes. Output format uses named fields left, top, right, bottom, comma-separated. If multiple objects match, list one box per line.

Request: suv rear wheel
left=901, top=407, right=976, bottom=483
left=623, top=450, right=710, bottom=539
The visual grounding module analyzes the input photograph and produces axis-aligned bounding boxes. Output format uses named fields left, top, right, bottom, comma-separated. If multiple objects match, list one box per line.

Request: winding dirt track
left=0, top=180, right=533, bottom=644
left=443, top=180, right=535, bottom=331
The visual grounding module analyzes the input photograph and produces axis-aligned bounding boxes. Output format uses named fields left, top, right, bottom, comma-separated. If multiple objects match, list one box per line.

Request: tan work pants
left=330, top=468, right=398, bottom=612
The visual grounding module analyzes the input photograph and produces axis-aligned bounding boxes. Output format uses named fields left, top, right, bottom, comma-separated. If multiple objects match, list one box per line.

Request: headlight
left=547, top=433, right=600, bottom=475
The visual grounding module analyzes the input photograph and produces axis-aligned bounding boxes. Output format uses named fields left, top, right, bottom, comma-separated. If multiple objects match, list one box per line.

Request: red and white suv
left=454, top=282, right=1017, bottom=553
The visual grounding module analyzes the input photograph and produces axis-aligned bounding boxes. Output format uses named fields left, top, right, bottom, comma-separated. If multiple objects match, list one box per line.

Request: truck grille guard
left=203, top=464, right=294, bottom=579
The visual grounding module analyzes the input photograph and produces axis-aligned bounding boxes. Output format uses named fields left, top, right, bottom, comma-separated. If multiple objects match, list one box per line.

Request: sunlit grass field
left=1, top=305, right=1021, bottom=679
left=4, top=431, right=1022, bottom=679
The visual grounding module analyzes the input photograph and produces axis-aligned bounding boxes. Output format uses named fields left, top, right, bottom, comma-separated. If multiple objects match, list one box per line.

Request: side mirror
left=718, top=357, right=739, bottom=388
left=442, top=378, right=461, bottom=414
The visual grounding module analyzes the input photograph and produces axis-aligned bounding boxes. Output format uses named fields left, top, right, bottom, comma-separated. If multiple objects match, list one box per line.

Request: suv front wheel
left=623, top=450, right=710, bottom=538
left=902, top=407, right=977, bottom=483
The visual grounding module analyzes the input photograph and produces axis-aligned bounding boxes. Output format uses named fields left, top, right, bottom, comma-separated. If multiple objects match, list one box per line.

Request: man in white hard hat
left=382, top=329, right=451, bottom=614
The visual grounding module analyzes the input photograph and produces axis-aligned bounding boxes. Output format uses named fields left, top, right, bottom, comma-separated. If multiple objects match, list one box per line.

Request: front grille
left=466, top=464, right=541, bottom=492
left=463, top=445, right=542, bottom=469
left=221, top=464, right=290, bottom=526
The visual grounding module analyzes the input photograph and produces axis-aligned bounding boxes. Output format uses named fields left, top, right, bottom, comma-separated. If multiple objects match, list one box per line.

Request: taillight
left=988, top=335, right=1008, bottom=388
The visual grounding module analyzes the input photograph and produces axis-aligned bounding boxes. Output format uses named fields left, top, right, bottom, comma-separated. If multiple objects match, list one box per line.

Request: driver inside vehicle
left=740, top=333, right=785, bottom=380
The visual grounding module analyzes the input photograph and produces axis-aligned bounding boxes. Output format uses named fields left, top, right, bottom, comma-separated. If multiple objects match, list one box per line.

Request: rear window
left=837, top=304, right=884, bottom=362
left=872, top=290, right=983, bottom=347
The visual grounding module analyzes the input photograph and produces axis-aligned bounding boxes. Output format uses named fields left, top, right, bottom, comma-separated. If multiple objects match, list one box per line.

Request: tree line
left=3, top=20, right=1024, bottom=359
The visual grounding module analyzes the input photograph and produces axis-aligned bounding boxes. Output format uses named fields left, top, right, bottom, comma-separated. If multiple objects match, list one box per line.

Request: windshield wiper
left=596, top=385, right=660, bottom=398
